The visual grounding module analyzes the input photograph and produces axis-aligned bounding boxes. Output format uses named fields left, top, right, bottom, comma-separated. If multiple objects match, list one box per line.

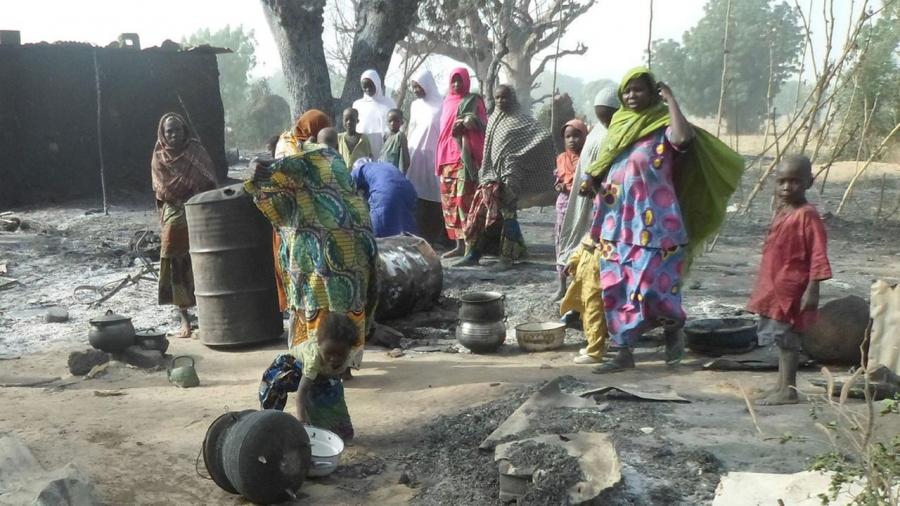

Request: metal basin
left=515, top=322, right=566, bottom=352
left=305, top=426, right=344, bottom=477
left=684, top=318, right=757, bottom=356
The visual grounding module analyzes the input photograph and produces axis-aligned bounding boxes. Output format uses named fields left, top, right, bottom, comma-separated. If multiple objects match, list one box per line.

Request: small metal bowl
left=305, top=426, right=344, bottom=478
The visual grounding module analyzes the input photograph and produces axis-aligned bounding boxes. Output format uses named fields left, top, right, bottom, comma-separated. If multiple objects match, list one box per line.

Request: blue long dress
left=351, top=161, right=419, bottom=237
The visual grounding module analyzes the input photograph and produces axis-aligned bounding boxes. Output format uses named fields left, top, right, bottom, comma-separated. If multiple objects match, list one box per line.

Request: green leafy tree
left=840, top=1, right=900, bottom=157
left=183, top=25, right=260, bottom=147
left=651, top=0, right=803, bottom=133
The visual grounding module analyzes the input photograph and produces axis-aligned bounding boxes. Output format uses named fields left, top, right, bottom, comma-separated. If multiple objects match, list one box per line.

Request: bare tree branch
left=532, top=43, right=587, bottom=79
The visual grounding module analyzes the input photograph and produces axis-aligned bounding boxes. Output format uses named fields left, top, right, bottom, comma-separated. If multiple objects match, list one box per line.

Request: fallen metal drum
left=186, top=184, right=283, bottom=346
left=375, top=235, right=443, bottom=321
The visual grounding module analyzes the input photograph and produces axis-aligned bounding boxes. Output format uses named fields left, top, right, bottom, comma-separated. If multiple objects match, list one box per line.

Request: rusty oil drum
left=185, top=184, right=283, bottom=346
left=375, top=235, right=443, bottom=321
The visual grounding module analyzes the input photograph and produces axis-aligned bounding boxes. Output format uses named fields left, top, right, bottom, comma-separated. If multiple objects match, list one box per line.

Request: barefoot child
left=560, top=234, right=608, bottom=364
left=338, top=108, right=373, bottom=168
left=380, top=108, right=411, bottom=173
left=748, top=154, right=831, bottom=405
left=259, top=312, right=360, bottom=441
left=553, top=119, right=587, bottom=300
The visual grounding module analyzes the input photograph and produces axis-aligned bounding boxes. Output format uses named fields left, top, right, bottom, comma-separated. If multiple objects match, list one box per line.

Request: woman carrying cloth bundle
left=246, top=145, right=378, bottom=379
left=271, top=109, right=333, bottom=312
left=583, top=67, right=743, bottom=374
left=274, top=109, right=332, bottom=158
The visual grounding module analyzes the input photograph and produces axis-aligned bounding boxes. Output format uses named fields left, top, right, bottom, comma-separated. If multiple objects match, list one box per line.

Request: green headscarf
left=587, top=66, right=745, bottom=269
left=586, top=67, right=669, bottom=179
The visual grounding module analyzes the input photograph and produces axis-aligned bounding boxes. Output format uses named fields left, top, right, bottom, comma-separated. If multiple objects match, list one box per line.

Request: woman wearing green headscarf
left=583, top=67, right=743, bottom=374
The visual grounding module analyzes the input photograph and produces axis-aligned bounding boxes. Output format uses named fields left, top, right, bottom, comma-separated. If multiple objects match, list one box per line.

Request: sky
left=2, top=0, right=859, bottom=91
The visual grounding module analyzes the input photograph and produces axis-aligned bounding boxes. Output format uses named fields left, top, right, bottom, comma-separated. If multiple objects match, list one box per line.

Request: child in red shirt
left=748, top=154, right=831, bottom=405
left=553, top=119, right=588, bottom=300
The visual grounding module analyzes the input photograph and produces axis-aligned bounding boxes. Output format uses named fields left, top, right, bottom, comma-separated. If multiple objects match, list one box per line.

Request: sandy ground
left=2, top=163, right=900, bottom=504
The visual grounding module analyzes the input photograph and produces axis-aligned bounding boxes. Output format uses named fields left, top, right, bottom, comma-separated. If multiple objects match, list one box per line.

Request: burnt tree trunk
left=260, top=0, right=333, bottom=118
left=337, top=0, right=422, bottom=114
left=262, top=0, right=421, bottom=120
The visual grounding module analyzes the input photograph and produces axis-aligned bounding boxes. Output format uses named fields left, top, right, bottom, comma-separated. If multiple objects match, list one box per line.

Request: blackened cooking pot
left=458, top=291, right=506, bottom=323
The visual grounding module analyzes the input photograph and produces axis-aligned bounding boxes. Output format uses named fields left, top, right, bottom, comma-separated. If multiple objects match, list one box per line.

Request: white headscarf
left=352, top=69, right=396, bottom=157
left=405, top=68, right=444, bottom=202
left=594, top=86, right=620, bottom=109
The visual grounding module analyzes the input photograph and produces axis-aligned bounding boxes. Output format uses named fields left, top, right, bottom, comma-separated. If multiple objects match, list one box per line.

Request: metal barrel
left=185, top=184, right=283, bottom=346
left=375, top=235, right=443, bottom=321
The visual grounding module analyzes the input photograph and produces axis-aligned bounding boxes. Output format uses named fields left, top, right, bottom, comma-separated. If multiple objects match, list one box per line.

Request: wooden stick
left=836, top=122, right=900, bottom=215
left=714, top=0, right=733, bottom=138
left=646, top=0, right=654, bottom=69
left=92, top=49, right=109, bottom=216
left=876, top=173, right=887, bottom=220
left=549, top=2, right=563, bottom=132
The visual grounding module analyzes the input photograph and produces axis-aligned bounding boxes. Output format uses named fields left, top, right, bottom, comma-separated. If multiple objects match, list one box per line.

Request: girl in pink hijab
left=435, top=68, right=488, bottom=258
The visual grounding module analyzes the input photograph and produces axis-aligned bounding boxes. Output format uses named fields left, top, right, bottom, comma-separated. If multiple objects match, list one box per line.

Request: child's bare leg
left=175, top=307, right=192, bottom=338
left=552, top=270, right=567, bottom=301
left=758, top=330, right=800, bottom=405
left=442, top=239, right=466, bottom=259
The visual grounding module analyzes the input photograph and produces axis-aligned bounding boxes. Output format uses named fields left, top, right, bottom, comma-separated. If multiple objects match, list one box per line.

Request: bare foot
left=441, top=242, right=465, bottom=259
left=176, top=308, right=192, bottom=338
left=173, top=325, right=192, bottom=339
left=756, top=388, right=799, bottom=406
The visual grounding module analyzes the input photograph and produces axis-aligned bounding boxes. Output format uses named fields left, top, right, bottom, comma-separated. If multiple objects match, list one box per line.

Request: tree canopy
left=651, top=0, right=803, bottom=133
left=842, top=1, right=900, bottom=155
left=407, top=0, right=594, bottom=113
left=183, top=26, right=258, bottom=132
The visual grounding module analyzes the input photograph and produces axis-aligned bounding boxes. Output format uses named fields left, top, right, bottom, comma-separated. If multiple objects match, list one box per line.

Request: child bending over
left=748, top=154, right=831, bottom=406
left=380, top=108, right=410, bottom=173
left=259, top=312, right=359, bottom=441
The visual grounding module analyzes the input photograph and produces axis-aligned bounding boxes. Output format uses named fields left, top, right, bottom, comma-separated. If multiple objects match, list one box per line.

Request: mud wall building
left=0, top=35, right=228, bottom=207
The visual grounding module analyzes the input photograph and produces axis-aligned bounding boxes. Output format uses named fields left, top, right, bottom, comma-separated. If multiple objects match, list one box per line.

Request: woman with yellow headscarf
left=584, top=67, right=743, bottom=374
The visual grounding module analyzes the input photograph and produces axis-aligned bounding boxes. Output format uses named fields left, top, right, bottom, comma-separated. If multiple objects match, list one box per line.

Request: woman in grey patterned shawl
left=455, top=84, right=556, bottom=271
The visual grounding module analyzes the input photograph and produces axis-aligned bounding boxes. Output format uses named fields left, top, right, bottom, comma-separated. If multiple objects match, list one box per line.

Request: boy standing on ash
left=748, top=154, right=831, bottom=406
left=380, top=108, right=411, bottom=173
left=338, top=108, right=374, bottom=168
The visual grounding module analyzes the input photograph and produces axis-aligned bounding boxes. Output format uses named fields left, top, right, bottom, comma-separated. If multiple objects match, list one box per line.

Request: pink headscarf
left=436, top=67, right=488, bottom=175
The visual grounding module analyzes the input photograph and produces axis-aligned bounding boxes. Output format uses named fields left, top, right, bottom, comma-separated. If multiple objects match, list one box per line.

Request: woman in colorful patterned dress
left=583, top=67, right=743, bottom=373
left=274, top=109, right=332, bottom=157
left=436, top=68, right=488, bottom=258
left=246, top=147, right=378, bottom=434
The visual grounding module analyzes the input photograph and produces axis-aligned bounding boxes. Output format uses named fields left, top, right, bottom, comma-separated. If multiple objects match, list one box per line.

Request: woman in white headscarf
left=553, top=87, right=620, bottom=297
left=406, top=68, right=446, bottom=244
left=352, top=69, right=396, bottom=157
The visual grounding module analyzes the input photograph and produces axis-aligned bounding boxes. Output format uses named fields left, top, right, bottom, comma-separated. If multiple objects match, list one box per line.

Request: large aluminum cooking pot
left=456, top=320, right=507, bottom=353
